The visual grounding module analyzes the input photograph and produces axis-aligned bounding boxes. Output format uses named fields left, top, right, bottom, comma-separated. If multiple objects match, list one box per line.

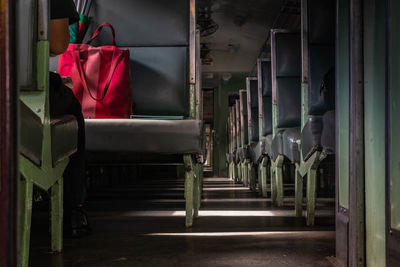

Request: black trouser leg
left=49, top=73, right=86, bottom=216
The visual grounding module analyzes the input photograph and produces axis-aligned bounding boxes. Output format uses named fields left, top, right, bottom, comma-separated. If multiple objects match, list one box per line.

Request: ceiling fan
left=198, top=2, right=219, bottom=37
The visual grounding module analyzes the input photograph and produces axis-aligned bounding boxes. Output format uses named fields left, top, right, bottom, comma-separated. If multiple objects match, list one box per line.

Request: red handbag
left=58, top=22, right=132, bottom=118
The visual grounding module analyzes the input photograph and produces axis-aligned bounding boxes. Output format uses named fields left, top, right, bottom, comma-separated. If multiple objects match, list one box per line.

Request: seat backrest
left=18, top=0, right=50, bottom=123
left=16, top=0, right=36, bottom=91
left=228, top=93, right=239, bottom=150
left=235, top=99, right=241, bottom=148
left=257, top=58, right=273, bottom=137
left=246, top=77, right=259, bottom=143
left=306, top=0, right=336, bottom=115
left=228, top=107, right=233, bottom=151
left=227, top=111, right=231, bottom=153
left=239, top=90, right=248, bottom=146
left=232, top=103, right=237, bottom=150
left=271, top=30, right=302, bottom=129
left=89, top=0, right=192, bottom=117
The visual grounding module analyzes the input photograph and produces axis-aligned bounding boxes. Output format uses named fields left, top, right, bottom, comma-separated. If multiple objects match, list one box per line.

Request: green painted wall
left=390, top=0, right=400, bottom=232
left=363, top=1, right=386, bottom=265
left=213, top=73, right=247, bottom=177
left=337, top=0, right=350, bottom=209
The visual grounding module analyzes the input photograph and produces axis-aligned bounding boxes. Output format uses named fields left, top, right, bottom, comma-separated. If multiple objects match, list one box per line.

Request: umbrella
left=69, top=0, right=93, bottom=43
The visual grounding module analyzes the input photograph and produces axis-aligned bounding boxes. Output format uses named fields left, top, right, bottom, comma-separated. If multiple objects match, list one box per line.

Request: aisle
left=30, top=176, right=335, bottom=266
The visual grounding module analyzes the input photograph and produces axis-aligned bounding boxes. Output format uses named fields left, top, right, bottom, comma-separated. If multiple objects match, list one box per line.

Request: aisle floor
left=30, top=177, right=335, bottom=267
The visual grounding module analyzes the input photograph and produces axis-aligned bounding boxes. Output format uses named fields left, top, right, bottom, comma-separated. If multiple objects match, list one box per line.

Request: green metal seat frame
left=18, top=0, right=75, bottom=265
left=269, top=30, right=302, bottom=208
left=257, top=58, right=273, bottom=198
left=245, top=77, right=259, bottom=192
left=229, top=103, right=239, bottom=181
left=294, top=0, right=336, bottom=226
left=239, top=90, right=249, bottom=188
left=183, top=27, right=203, bottom=227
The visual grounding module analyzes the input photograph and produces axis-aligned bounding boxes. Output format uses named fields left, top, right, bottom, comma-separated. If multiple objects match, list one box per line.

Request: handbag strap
left=86, top=22, right=116, bottom=46
left=72, top=49, right=124, bottom=101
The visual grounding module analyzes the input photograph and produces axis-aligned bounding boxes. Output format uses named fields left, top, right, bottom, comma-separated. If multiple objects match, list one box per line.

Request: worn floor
left=30, top=174, right=335, bottom=267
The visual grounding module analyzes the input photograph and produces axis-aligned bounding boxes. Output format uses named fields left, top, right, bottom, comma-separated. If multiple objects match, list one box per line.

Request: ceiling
left=198, top=0, right=301, bottom=75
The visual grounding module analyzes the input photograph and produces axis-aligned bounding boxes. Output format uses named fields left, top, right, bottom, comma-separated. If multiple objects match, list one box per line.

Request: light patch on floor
left=202, top=187, right=254, bottom=191
left=145, top=231, right=335, bottom=237
left=120, top=209, right=334, bottom=217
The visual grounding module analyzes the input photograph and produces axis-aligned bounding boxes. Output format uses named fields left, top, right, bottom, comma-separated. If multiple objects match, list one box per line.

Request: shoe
left=65, top=206, right=92, bottom=238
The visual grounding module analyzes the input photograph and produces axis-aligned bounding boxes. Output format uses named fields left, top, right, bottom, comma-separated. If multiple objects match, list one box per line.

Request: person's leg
left=49, top=72, right=89, bottom=236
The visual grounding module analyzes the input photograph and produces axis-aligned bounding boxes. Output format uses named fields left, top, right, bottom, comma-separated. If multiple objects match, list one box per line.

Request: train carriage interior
left=1, top=0, right=400, bottom=266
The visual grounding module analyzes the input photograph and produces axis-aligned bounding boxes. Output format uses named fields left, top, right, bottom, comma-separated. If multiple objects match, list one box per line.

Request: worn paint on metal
left=295, top=163, right=303, bottom=217
left=275, top=155, right=284, bottom=207
left=389, top=0, right=400, bottom=234
left=305, top=151, right=320, bottom=226
left=301, top=83, right=308, bottom=130
left=363, top=0, right=386, bottom=265
left=184, top=154, right=194, bottom=227
left=337, top=0, right=350, bottom=209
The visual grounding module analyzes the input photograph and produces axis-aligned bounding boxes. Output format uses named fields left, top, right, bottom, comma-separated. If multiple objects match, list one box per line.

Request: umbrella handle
left=82, top=0, right=92, bottom=16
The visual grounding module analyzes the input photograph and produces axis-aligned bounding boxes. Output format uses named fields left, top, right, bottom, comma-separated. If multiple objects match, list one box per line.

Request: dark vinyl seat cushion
left=247, top=78, right=259, bottom=142
left=88, top=0, right=191, bottom=117
left=308, top=47, right=335, bottom=115
left=232, top=151, right=238, bottom=164
left=85, top=119, right=203, bottom=155
left=238, top=147, right=249, bottom=163
left=20, top=102, right=78, bottom=167
left=263, top=134, right=273, bottom=156
left=126, top=47, right=189, bottom=116
left=226, top=153, right=235, bottom=164
left=20, top=102, right=43, bottom=166
left=235, top=100, right=241, bottom=148
left=248, top=142, right=262, bottom=164
left=235, top=149, right=241, bottom=164
left=233, top=150, right=240, bottom=164
left=239, top=90, right=248, bottom=146
left=271, top=130, right=284, bottom=161
left=90, top=0, right=189, bottom=47
left=258, top=59, right=273, bottom=137
left=308, top=0, right=336, bottom=45
left=300, top=116, right=323, bottom=160
left=282, top=127, right=301, bottom=163
left=276, top=78, right=302, bottom=128
left=261, top=96, right=273, bottom=136
left=321, top=110, right=336, bottom=155
left=51, top=116, right=79, bottom=166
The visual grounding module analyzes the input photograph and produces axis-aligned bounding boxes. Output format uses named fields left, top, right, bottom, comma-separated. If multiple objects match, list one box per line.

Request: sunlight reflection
left=120, top=209, right=334, bottom=217
left=145, top=231, right=335, bottom=237
left=202, top=187, right=251, bottom=191
left=122, top=210, right=292, bottom=217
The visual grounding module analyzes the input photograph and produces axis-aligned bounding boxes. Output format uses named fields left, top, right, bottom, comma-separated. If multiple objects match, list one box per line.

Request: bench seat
left=321, top=110, right=335, bottom=156
left=85, top=119, right=203, bottom=155
left=301, top=116, right=323, bottom=161
left=20, top=102, right=78, bottom=166
left=238, top=147, right=248, bottom=162
left=263, top=134, right=273, bottom=157
left=233, top=150, right=240, bottom=164
left=282, top=127, right=301, bottom=163
left=271, top=130, right=284, bottom=161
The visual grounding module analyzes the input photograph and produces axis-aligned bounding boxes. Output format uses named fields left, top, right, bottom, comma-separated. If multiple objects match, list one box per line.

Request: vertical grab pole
left=349, top=0, right=365, bottom=265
